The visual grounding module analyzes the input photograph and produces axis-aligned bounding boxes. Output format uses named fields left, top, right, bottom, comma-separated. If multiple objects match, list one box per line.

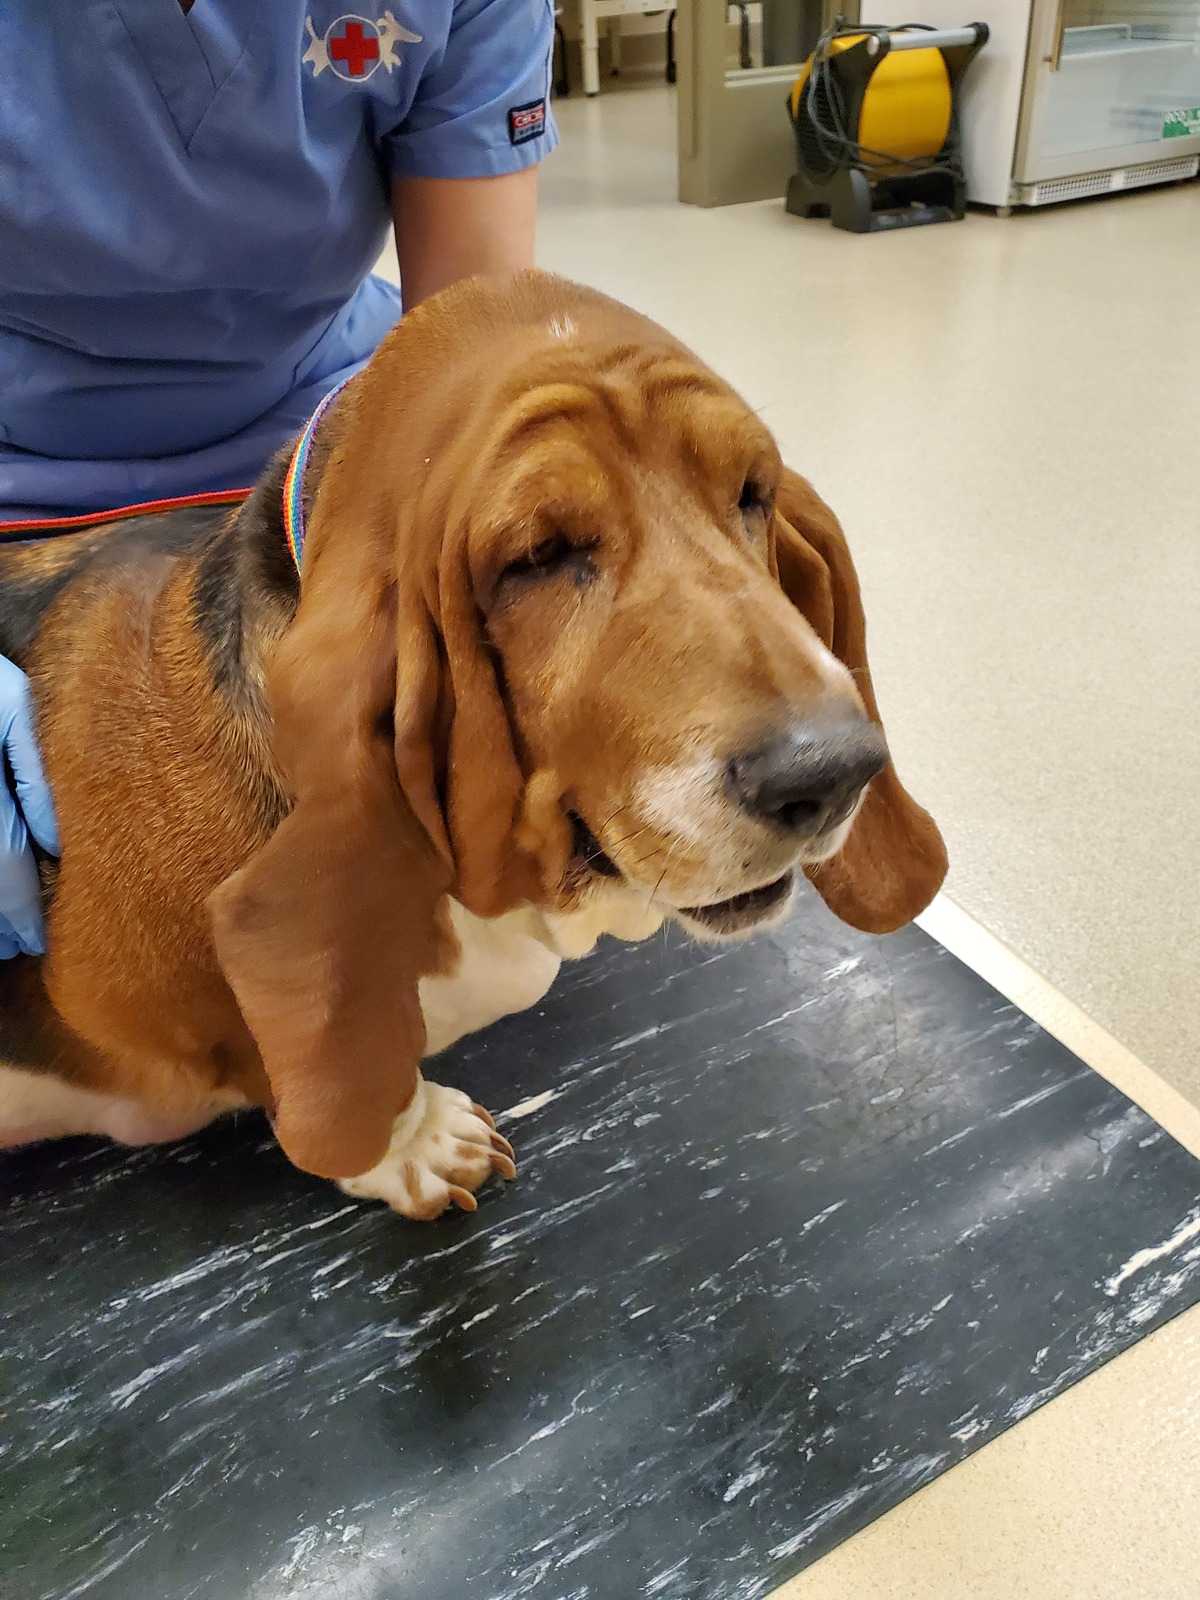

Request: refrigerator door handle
left=1044, top=0, right=1066, bottom=70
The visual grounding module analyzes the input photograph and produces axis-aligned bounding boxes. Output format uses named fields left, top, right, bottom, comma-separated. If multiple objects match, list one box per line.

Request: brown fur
left=772, top=471, right=948, bottom=931
left=0, top=272, right=946, bottom=1186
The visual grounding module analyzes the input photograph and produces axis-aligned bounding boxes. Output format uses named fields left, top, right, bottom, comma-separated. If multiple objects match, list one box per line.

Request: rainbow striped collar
left=281, top=376, right=352, bottom=573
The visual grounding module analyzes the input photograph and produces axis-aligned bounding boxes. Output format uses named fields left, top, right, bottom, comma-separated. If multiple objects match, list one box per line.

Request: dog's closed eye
left=738, top=479, right=773, bottom=537
left=500, top=533, right=599, bottom=590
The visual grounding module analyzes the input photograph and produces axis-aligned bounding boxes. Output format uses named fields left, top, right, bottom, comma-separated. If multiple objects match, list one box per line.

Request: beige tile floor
left=513, top=78, right=1200, bottom=1600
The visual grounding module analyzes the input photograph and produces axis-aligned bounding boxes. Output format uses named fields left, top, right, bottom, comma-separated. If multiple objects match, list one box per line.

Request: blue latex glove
left=0, top=656, right=59, bottom=959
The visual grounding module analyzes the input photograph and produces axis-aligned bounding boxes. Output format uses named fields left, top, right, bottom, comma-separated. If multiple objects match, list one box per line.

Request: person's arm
left=391, top=167, right=538, bottom=311
left=0, top=656, right=59, bottom=958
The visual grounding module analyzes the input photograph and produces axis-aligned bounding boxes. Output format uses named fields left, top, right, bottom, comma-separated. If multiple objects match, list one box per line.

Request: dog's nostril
left=728, top=719, right=888, bottom=833
left=777, top=795, right=826, bottom=830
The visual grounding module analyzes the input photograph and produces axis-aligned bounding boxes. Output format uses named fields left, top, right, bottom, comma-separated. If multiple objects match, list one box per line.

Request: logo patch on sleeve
left=508, top=98, right=547, bottom=146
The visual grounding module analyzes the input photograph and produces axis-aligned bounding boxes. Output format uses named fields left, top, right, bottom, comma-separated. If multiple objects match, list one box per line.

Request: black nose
left=727, top=718, right=888, bottom=834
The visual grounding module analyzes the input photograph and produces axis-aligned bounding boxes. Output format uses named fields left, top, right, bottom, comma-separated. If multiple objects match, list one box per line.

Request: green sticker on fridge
left=1163, top=107, right=1200, bottom=139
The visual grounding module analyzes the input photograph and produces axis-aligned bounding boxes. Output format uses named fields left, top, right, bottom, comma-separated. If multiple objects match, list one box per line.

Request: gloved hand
left=0, top=656, right=59, bottom=959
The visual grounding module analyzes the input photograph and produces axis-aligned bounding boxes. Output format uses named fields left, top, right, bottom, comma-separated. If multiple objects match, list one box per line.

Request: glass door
left=677, top=0, right=840, bottom=205
left=1015, top=0, right=1200, bottom=180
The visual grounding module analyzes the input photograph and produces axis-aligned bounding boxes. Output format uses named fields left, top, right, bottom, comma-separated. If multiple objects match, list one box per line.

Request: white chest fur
left=418, top=892, right=665, bottom=1060
left=418, top=903, right=563, bottom=1058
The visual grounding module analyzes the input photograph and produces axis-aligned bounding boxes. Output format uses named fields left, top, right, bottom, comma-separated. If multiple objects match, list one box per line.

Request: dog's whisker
left=648, top=838, right=683, bottom=907
left=602, top=826, right=655, bottom=857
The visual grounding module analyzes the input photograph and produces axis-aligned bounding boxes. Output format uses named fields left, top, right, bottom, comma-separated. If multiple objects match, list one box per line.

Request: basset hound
left=0, top=272, right=947, bottom=1219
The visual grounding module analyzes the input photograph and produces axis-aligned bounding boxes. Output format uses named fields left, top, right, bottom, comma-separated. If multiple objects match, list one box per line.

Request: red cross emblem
left=303, top=12, right=422, bottom=83
left=329, top=20, right=379, bottom=77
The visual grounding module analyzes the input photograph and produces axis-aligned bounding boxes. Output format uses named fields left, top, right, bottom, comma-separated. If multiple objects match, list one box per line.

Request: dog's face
left=465, top=352, right=884, bottom=938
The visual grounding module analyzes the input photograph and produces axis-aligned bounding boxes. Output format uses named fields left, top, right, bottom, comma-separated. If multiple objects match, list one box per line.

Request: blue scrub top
left=0, top=0, right=557, bottom=519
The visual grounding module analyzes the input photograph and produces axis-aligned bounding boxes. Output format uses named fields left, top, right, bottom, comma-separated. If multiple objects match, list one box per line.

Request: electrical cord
left=799, top=17, right=962, bottom=178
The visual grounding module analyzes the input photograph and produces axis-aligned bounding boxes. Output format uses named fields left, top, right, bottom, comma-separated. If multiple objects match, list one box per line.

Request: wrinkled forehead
left=466, top=339, right=780, bottom=512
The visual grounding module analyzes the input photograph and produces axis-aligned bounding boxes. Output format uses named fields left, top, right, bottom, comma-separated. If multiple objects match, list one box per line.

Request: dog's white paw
left=337, top=1075, right=516, bottom=1220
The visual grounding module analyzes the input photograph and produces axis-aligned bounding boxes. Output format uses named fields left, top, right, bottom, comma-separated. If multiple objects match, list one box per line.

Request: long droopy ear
left=433, top=532, right=562, bottom=922
left=771, top=467, right=948, bottom=933
left=208, top=511, right=455, bottom=1182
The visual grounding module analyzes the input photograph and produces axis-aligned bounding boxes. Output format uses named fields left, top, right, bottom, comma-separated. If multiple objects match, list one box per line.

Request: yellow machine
left=786, top=21, right=988, bottom=233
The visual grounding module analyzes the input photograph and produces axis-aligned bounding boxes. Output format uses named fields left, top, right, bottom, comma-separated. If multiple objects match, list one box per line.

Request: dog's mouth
left=568, top=812, right=623, bottom=879
left=678, top=872, right=795, bottom=935
left=568, top=811, right=794, bottom=935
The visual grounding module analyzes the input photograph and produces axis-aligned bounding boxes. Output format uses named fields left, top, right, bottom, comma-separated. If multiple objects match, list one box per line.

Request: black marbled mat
left=4, top=898, right=1200, bottom=1600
